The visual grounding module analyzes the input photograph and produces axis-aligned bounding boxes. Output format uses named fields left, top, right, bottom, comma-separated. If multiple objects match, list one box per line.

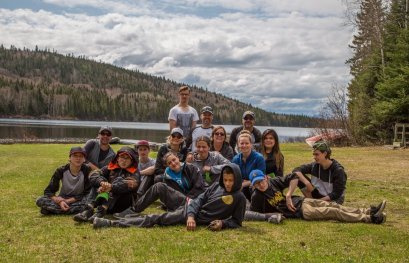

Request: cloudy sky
left=0, top=0, right=353, bottom=116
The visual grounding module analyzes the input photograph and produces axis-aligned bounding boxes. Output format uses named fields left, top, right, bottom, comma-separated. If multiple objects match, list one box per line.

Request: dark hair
left=261, top=129, right=283, bottom=170
left=195, top=136, right=211, bottom=147
left=223, top=166, right=234, bottom=175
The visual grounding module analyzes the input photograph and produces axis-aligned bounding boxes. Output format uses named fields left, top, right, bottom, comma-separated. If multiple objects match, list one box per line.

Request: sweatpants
left=301, top=198, right=371, bottom=223
left=116, top=205, right=186, bottom=228
left=36, top=196, right=87, bottom=215
left=133, top=182, right=186, bottom=213
left=137, top=175, right=154, bottom=199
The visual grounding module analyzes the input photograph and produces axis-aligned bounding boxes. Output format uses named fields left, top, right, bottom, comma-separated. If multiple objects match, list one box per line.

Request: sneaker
left=73, top=208, right=94, bottom=223
left=40, top=208, right=51, bottom=215
left=93, top=217, right=112, bottom=229
left=88, top=206, right=106, bottom=223
left=267, top=213, right=284, bottom=224
left=113, top=207, right=137, bottom=219
left=371, top=212, right=386, bottom=224
left=371, top=200, right=386, bottom=217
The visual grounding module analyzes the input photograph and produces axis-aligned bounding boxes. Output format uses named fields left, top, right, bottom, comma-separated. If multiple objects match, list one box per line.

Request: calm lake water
left=0, top=118, right=312, bottom=143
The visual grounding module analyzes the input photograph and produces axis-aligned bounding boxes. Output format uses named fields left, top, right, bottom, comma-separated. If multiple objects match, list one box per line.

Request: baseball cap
left=136, top=140, right=150, bottom=149
left=312, top=141, right=331, bottom=154
left=69, top=146, right=86, bottom=157
left=171, top=127, right=184, bottom=136
left=99, top=126, right=113, bottom=135
left=249, top=169, right=265, bottom=185
left=201, top=106, right=213, bottom=114
left=242, top=111, right=255, bottom=120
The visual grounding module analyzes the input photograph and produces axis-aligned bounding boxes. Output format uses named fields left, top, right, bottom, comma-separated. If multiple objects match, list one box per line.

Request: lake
left=0, top=118, right=312, bottom=144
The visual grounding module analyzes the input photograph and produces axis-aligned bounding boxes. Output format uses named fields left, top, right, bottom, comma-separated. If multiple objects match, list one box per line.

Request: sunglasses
left=100, top=132, right=112, bottom=136
left=243, top=117, right=254, bottom=121
left=214, top=132, right=225, bottom=136
left=171, top=134, right=183, bottom=139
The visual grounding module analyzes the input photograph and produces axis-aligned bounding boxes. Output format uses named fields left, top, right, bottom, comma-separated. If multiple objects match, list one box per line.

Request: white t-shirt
left=190, top=126, right=213, bottom=152
left=168, top=105, right=199, bottom=137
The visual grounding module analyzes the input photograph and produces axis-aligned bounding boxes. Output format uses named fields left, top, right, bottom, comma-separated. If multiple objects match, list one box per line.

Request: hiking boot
left=88, top=206, right=106, bottom=223
left=73, top=208, right=94, bottom=223
left=113, top=207, right=137, bottom=219
left=93, top=217, right=112, bottom=229
left=370, top=200, right=386, bottom=217
left=371, top=212, right=386, bottom=224
left=268, top=213, right=284, bottom=224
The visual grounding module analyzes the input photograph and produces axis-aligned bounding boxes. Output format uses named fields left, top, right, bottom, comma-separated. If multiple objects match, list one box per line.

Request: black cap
left=69, top=146, right=86, bottom=157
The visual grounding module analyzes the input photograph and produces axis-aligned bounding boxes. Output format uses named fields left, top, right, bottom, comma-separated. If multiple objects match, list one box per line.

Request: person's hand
left=125, top=178, right=137, bottom=189
left=100, top=182, right=112, bottom=192
left=185, top=153, right=194, bottom=163
left=186, top=216, right=196, bottom=231
left=202, top=166, right=211, bottom=172
left=59, top=200, right=70, bottom=211
left=208, top=220, right=223, bottom=231
left=286, top=195, right=296, bottom=212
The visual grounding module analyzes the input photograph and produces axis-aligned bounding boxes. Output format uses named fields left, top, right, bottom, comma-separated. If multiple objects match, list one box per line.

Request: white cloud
left=0, top=0, right=352, bottom=116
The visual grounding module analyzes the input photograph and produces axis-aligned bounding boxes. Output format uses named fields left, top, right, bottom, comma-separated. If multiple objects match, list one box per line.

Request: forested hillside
left=0, top=45, right=317, bottom=127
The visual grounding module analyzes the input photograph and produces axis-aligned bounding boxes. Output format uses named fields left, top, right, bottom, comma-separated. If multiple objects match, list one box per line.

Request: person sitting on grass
left=187, top=136, right=231, bottom=186
left=293, top=141, right=347, bottom=204
left=73, top=146, right=140, bottom=222
left=36, top=146, right=92, bottom=215
left=113, top=151, right=205, bottom=218
left=93, top=163, right=246, bottom=230
left=259, top=128, right=284, bottom=178
left=247, top=169, right=386, bottom=224
left=135, top=140, right=156, bottom=199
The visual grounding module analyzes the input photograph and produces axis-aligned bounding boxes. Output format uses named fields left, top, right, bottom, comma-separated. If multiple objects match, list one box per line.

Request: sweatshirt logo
left=222, top=195, right=233, bottom=205
left=267, top=192, right=284, bottom=207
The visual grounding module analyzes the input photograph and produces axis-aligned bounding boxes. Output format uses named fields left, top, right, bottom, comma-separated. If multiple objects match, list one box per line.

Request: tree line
left=0, top=45, right=318, bottom=127
left=346, top=0, right=409, bottom=144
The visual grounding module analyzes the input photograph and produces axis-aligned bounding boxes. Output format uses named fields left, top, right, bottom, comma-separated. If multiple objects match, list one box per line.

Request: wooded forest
left=347, top=0, right=409, bottom=143
left=0, top=45, right=317, bottom=127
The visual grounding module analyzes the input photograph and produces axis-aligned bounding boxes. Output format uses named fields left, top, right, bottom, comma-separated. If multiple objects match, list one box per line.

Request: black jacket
left=44, top=163, right=92, bottom=200
left=250, top=173, right=304, bottom=219
left=292, top=159, right=347, bottom=204
left=228, top=126, right=262, bottom=154
left=163, top=163, right=205, bottom=199
left=187, top=163, right=246, bottom=229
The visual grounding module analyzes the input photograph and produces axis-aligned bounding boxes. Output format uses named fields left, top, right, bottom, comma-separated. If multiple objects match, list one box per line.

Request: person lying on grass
left=293, top=141, right=347, bottom=204
left=93, top=163, right=246, bottom=230
left=73, top=146, right=140, bottom=223
left=247, top=169, right=386, bottom=224
left=112, top=151, right=205, bottom=219
left=36, top=146, right=92, bottom=215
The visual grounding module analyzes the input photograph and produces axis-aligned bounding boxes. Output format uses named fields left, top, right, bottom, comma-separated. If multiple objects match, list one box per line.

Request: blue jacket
left=232, top=150, right=266, bottom=180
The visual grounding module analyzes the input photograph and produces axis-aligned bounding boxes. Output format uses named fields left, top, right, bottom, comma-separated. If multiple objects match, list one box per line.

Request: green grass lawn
left=0, top=143, right=408, bottom=262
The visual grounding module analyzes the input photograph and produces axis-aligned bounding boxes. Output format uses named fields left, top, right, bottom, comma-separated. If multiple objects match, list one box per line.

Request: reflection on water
left=0, top=119, right=312, bottom=143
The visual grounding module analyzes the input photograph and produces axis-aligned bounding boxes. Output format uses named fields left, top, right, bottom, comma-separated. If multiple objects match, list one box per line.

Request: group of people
left=36, top=85, right=387, bottom=231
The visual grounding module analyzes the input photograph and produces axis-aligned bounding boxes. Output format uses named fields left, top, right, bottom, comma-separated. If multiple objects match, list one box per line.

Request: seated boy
left=135, top=140, right=156, bottom=198
left=248, top=169, right=386, bottom=224
left=73, top=146, right=140, bottom=222
left=93, top=163, right=246, bottom=230
left=36, top=146, right=92, bottom=215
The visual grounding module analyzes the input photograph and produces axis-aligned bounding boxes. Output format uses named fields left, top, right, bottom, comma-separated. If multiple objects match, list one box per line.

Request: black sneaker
left=73, top=209, right=94, bottom=223
left=371, top=212, right=386, bottom=224
left=40, top=208, right=51, bottom=215
left=113, top=207, right=137, bottom=219
left=93, top=217, right=112, bottom=229
left=371, top=200, right=386, bottom=217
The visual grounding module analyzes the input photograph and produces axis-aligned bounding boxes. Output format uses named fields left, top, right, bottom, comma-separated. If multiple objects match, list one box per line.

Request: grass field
left=0, top=143, right=408, bottom=262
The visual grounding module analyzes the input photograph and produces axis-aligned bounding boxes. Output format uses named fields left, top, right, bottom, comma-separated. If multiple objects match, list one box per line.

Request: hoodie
left=191, top=151, right=231, bottom=186
left=90, top=146, right=140, bottom=208
left=292, top=159, right=347, bottom=204
left=186, top=163, right=246, bottom=229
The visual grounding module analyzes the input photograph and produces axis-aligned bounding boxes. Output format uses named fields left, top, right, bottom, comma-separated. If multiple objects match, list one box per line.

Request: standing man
left=84, top=126, right=116, bottom=170
left=186, top=106, right=214, bottom=152
left=229, top=111, right=262, bottom=154
left=168, top=86, right=199, bottom=138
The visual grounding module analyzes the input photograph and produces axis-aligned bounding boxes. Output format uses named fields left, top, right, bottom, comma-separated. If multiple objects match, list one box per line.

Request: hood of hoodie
left=219, top=163, right=242, bottom=192
left=108, top=146, right=138, bottom=173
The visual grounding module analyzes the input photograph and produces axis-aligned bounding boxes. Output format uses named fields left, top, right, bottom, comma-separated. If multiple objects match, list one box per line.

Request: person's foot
left=93, top=217, right=112, bottom=229
left=73, top=209, right=94, bottom=222
left=267, top=213, right=284, bottom=224
left=40, top=208, right=51, bottom=215
left=371, top=200, right=386, bottom=217
left=113, top=207, right=137, bottom=219
left=371, top=212, right=386, bottom=224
